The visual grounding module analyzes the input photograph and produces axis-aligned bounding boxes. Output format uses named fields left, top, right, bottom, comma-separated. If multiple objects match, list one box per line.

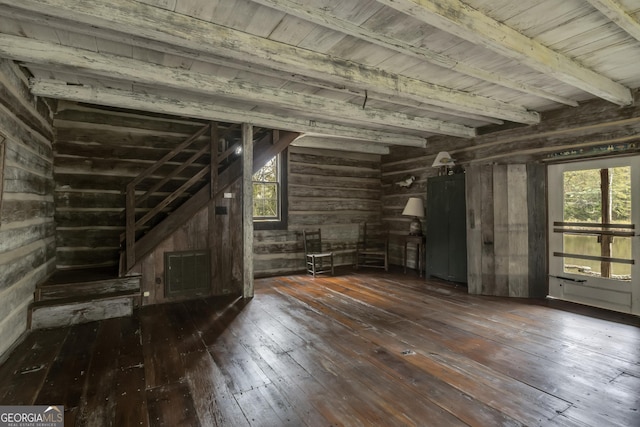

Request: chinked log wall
left=382, top=90, right=640, bottom=297
left=53, top=102, right=211, bottom=270
left=0, top=59, right=55, bottom=360
left=254, top=147, right=382, bottom=278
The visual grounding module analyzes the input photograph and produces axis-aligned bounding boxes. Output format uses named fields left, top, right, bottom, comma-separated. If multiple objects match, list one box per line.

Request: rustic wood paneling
left=254, top=146, right=382, bottom=278
left=0, top=59, right=55, bottom=361
left=464, top=164, right=543, bottom=297
left=381, top=147, right=440, bottom=268
left=527, top=163, right=548, bottom=298
left=0, top=136, right=4, bottom=219
left=382, top=95, right=640, bottom=293
left=52, top=102, right=213, bottom=270
left=135, top=179, right=244, bottom=305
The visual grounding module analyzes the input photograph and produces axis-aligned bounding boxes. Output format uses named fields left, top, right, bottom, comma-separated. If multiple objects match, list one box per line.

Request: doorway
left=548, top=156, right=639, bottom=315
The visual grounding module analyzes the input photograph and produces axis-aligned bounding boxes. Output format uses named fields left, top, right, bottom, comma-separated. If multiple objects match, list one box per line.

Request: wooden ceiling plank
left=376, top=0, right=633, bottom=106
left=30, top=79, right=428, bottom=147
left=0, top=0, right=540, bottom=124
left=0, top=34, right=474, bottom=138
left=0, top=5, right=502, bottom=126
left=252, top=0, right=578, bottom=106
left=586, top=0, right=640, bottom=43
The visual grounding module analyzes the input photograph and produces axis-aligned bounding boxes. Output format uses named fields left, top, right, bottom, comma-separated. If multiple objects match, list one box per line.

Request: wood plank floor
left=1, top=269, right=639, bottom=426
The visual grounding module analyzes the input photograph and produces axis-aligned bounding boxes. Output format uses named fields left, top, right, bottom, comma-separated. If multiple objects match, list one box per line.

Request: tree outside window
left=562, top=166, right=632, bottom=279
left=253, top=153, right=285, bottom=226
left=253, top=151, right=287, bottom=230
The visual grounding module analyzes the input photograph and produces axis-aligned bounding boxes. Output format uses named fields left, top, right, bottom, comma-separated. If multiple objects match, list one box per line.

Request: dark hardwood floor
left=1, top=269, right=639, bottom=426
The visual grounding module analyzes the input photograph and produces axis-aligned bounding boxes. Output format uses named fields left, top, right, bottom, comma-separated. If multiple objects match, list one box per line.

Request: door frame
left=548, top=155, right=640, bottom=315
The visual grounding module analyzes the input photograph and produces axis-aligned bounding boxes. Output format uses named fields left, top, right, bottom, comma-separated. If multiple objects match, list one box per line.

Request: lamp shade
left=402, top=197, right=424, bottom=235
left=402, top=197, right=424, bottom=218
left=432, top=151, right=455, bottom=167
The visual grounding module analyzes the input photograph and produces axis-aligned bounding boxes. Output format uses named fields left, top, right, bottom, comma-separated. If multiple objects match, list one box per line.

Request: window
left=253, top=150, right=287, bottom=230
left=560, top=166, right=632, bottom=280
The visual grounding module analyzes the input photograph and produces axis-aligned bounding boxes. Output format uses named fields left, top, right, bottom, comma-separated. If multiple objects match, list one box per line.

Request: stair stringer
left=122, top=130, right=299, bottom=276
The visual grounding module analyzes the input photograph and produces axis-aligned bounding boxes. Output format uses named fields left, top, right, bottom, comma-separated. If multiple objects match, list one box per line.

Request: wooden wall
left=53, top=102, right=210, bottom=270
left=381, top=91, right=640, bottom=296
left=254, top=146, right=382, bottom=277
left=381, top=146, right=549, bottom=295
left=0, top=59, right=55, bottom=360
left=466, top=164, right=547, bottom=297
left=381, top=146, right=441, bottom=269
left=132, top=180, right=244, bottom=305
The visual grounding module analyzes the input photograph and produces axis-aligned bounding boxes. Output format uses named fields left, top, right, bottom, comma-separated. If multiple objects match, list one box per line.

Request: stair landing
left=30, top=267, right=141, bottom=330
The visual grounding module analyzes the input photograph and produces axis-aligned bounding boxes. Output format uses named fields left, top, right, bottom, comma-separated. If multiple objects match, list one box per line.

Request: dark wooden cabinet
left=425, top=173, right=467, bottom=283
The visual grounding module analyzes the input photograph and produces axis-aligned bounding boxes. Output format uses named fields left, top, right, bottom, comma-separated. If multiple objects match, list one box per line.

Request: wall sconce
left=402, top=197, right=425, bottom=236
left=432, top=151, right=455, bottom=175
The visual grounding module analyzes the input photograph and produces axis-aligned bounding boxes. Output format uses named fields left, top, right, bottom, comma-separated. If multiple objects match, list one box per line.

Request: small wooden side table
left=403, top=235, right=426, bottom=277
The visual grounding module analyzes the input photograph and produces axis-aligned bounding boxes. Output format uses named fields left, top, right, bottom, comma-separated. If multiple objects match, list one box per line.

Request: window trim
left=253, top=149, right=288, bottom=230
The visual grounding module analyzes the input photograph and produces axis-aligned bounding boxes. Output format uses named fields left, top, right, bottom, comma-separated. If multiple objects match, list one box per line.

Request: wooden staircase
left=29, top=123, right=298, bottom=329
left=121, top=124, right=298, bottom=274
left=30, top=268, right=141, bottom=329
left=29, top=124, right=296, bottom=330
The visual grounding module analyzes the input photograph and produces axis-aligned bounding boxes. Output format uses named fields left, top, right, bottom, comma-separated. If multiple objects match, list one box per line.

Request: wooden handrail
left=123, top=127, right=300, bottom=273
left=124, top=123, right=213, bottom=271
left=134, top=143, right=211, bottom=207
left=129, top=124, right=210, bottom=188
left=135, top=166, right=211, bottom=228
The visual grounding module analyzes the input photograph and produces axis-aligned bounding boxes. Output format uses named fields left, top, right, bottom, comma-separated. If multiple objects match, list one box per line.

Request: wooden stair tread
left=32, top=289, right=140, bottom=308
left=36, top=276, right=141, bottom=301
left=29, top=290, right=138, bottom=330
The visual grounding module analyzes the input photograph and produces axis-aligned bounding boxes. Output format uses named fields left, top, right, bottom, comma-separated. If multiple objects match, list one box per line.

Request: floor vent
left=165, top=250, right=210, bottom=297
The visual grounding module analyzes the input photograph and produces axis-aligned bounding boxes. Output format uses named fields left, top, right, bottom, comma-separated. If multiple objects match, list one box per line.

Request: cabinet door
left=426, top=174, right=467, bottom=282
left=426, top=176, right=451, bottom=279
left=446, top=174, right=467, bottom=282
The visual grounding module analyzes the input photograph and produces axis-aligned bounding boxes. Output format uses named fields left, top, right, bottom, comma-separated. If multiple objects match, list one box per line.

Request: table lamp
left=402, top=197, right=424, bottom=236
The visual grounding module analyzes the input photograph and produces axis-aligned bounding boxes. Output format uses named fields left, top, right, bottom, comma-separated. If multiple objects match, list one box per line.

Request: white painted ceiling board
left=1, top=0, right=639, bottom=145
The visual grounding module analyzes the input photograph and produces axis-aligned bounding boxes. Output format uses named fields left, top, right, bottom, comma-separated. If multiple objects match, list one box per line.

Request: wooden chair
left=356, top=222, right=389, bottom=271
left=303, top=229, right=334, bottom=277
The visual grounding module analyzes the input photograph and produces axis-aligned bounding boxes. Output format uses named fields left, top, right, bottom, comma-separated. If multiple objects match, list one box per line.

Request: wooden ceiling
left=1, top=0, right=639, bottom=153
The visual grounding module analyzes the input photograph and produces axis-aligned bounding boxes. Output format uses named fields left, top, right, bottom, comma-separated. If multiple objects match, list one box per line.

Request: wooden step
left=35, top=275, right=141, bottom=301
left=29, top=289, right=139, bottom=330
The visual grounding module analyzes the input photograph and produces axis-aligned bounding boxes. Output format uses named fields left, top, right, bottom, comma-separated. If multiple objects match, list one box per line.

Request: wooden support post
left=210, top=122, right=218, bottom=199
left=125, top=183, right=136, bottom=271
left=242, top=123, right=254, bottom=298
left=209, top=122, right=219, bottom=294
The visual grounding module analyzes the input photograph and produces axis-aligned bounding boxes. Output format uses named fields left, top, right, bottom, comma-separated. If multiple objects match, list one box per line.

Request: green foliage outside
left=562, top=166, right=632, bottom=278
left=253, top=156, right=279, bottom=218
left=563, top=167, right=631, bottom=223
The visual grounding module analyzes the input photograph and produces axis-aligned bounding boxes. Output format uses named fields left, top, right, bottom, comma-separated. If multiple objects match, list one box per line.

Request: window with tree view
left=561, top=166, right=632, bottom=280
left=253, top=154, right=283, bottom=224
